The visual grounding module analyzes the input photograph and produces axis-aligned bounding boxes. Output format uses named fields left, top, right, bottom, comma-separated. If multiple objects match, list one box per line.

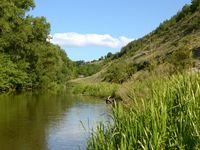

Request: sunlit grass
left=87, top=73, right=200, bottom=150
left=71, top=82, right=120, bottom=98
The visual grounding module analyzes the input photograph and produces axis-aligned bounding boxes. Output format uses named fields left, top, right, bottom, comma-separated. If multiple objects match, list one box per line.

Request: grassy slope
left=75, top=4, right=200, bottom=84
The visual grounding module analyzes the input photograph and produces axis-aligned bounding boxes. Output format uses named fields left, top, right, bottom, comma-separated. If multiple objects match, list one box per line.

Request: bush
left=102, top=61, right=137, bottom=84
left=0, top=54, right=31, bottom=91
left=168, top=46, right=192, bottom=71
left=76, top=63, right=102, bottom=77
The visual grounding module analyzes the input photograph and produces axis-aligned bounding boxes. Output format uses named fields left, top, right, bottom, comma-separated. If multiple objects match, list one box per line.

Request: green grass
left=71, top=82, right=120, bottom=98
left=87, top=73, right=200, bottom=150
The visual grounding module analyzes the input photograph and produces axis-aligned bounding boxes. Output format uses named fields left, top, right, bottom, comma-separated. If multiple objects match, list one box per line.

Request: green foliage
left=102, top=61, right=131, bottom=83
left=106, top=52, right=113, bottom=58
left=102, top=60, right=152, bottom=83
left=176, top=4, right=191, bottom=22
left=71, top=82, right=119, bottom=98
left=155, top=1, right=199, bottom=34
left=0, top=54, right=30, bottom=91
left=168, top=46, right=192, bottom=71
left=33, top=43, right=76, bottom=88
left=76, top=62, right=102, bottom=77
left=88, top=73, right=200, bottom=150
left=191, top=0, right=200, bottom=12
left=0, top=0, right=76, bottom=92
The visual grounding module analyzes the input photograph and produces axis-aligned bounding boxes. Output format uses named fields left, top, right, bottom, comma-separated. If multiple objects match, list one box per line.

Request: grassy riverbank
left=70, top=82, right=119, bottom=98
left=87, top=73, right=200, bottom=150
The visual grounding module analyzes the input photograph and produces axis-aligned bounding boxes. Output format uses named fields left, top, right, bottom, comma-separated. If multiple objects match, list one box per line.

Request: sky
left=30, top=0, right=191, bottom=61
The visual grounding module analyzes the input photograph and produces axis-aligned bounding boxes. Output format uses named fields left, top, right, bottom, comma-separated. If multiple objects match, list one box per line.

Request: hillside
left=76, top=0, right=200, bottom=84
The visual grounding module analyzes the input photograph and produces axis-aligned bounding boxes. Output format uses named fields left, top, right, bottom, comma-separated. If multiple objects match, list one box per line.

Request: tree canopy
left=0, top=0, right=76, bottom=92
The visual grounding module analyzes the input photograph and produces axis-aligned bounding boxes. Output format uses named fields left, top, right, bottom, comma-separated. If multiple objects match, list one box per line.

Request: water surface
left=0, top=91, right=111, bottom=150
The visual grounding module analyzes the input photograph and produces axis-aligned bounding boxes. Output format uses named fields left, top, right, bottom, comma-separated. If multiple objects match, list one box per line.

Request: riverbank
left=86, top=73, right=200, bottom=149
left=0, top=82, right=69, bottom=95
left=69, top=81, right=120, bottom=98
left=70, top=73, right=200, bottom=149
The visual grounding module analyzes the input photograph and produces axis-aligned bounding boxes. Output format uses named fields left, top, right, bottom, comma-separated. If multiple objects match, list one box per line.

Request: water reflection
left=0, top=92, right=111, bottom=150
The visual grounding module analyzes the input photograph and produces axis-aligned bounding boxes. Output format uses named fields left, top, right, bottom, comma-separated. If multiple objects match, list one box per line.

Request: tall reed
left=88, top=73, right=200, bottom=150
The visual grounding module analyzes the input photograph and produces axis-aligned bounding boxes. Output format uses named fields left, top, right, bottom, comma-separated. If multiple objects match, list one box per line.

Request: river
left=0, top=91, right=111, bottom=150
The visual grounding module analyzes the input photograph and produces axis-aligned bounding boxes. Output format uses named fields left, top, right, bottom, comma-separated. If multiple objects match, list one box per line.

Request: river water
left=0, top=91, right=111, bottom=150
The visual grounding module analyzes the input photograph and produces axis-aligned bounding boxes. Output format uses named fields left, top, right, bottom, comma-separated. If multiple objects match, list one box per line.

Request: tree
left=106, top=52, right=113, bottom=59
left=0, top=0, right=76, bottom=92
left=191, top=0, right=200, bottom=12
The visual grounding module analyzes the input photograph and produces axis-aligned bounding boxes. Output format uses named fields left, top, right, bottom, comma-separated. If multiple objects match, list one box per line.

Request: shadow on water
left=0, top=91, right=112, bottom=150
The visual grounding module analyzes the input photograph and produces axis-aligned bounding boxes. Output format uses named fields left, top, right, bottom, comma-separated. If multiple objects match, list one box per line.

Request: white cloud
left=50, top=32, right=134, bottom=48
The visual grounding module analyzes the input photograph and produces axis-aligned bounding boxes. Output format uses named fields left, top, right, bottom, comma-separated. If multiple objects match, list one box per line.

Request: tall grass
left=88, top=73, right=200, bottom=150
left=71, top=82, right=119, bottom=98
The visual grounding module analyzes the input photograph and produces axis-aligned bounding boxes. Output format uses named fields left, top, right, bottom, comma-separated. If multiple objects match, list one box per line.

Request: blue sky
left=30, top=0, right=191, bottom=61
